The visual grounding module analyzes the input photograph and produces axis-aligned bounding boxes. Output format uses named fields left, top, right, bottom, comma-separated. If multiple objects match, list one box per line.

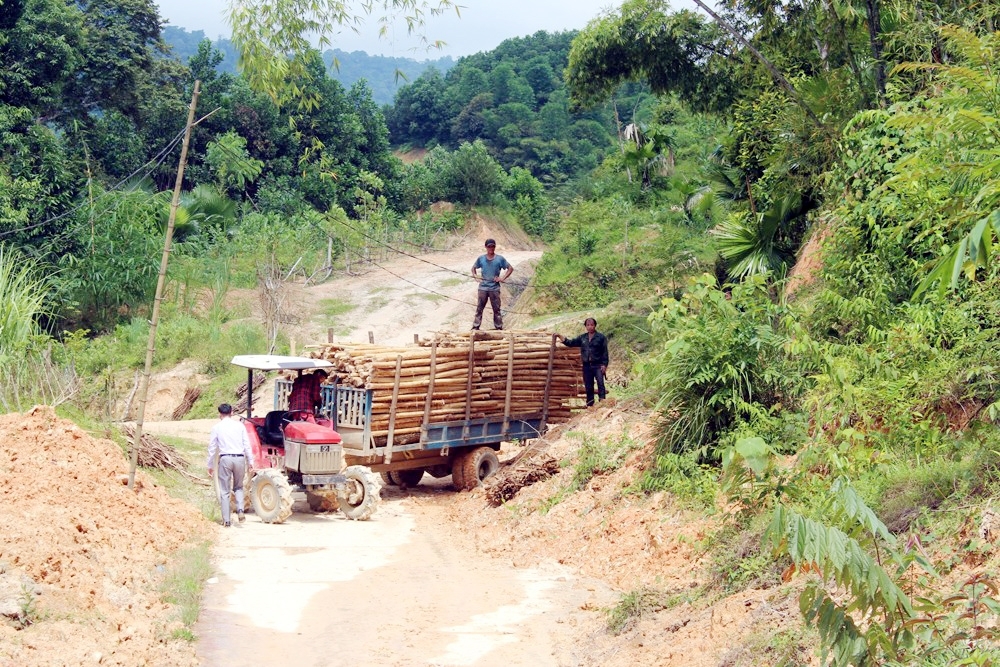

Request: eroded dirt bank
left=0, top=407, right=210, bottom=666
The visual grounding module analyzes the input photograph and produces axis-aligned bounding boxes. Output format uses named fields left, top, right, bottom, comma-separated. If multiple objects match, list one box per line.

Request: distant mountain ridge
left=162, top=26, right=454, bottom=105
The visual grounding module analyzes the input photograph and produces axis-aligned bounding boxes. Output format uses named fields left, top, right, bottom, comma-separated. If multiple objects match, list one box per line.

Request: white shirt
left=207, top=416, right=254, bottom=468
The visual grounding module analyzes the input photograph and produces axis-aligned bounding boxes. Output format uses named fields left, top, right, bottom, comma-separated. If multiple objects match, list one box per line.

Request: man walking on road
left=207, top=403, right=255, bottom=527
left=557, top=317, right=609, bottom=407
left=471, top=238, right=514, bottom=330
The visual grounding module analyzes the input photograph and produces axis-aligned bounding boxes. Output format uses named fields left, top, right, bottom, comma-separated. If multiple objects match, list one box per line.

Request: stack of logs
left=306, top=330, right=585, bottom=445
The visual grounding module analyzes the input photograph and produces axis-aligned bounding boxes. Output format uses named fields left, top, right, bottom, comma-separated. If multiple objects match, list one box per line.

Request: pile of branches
left=170, top=386, right=202, bottom=421
left=485, top=454, right=560, bottom=506
left=234, top=371, right=267, bottom=414
left=121, top=424, right=203, bottom=483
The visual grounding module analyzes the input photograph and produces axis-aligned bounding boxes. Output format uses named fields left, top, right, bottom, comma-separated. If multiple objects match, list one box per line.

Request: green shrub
left=637, top=274, right=809, bottom=462
left=631, top=451, right=717, bottom=507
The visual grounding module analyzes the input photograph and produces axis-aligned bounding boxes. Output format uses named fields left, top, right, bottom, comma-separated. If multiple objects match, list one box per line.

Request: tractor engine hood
left=284, top=421, right=343, bottom=445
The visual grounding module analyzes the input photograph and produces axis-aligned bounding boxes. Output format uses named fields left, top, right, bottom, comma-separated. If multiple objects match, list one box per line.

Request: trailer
left=275, top=332, right=571, bottom=489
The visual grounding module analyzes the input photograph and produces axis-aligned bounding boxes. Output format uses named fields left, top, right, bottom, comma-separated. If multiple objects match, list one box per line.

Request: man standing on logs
left=557, top=317, right=609, bottom=407
left=471, top=238, right=514, bottom=330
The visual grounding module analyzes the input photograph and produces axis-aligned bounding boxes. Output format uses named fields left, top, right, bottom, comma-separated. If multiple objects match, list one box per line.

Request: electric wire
left=0, top=126, right=187, bottom=240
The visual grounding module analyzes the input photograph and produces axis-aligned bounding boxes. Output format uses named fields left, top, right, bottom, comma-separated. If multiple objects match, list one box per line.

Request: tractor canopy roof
left=230, top=355, right=334, bottom=372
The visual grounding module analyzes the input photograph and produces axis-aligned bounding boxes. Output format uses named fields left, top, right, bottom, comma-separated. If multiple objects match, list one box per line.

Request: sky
left=155, top=0, right=700, bottom=59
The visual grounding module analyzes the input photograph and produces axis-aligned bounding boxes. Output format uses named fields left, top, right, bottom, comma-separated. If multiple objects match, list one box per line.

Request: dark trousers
left=582, top=364, right=606, bottom=406
left=472, top=289, right=503, bottom=329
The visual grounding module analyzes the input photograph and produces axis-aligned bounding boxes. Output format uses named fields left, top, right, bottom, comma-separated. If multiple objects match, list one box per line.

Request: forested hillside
left=5, top=0, right=1000, bottom=663
left=163, top=26, right=455, bottom=105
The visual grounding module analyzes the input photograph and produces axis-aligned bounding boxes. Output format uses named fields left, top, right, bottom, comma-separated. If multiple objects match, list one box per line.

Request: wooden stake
left=385, top=354, right=402, bottom=464
left=128, top=81, right=201, bottom=490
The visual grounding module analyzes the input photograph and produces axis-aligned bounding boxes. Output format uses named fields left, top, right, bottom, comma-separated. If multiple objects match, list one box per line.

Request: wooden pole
left=128, top=81, right=201, bottom=490
left=503, top=331, right=514, bottom=433
left=384, top=354, right=402, bottom=464
left=422, top=339, right=438, bottom=435
left=541, top=333, right=556, bottom=426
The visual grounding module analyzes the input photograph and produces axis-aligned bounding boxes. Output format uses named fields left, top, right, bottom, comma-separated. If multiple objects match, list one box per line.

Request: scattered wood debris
left=234, top=371, right=267, bottom=414
left=120, top=423, right=204, bottom=483
left=485, top=454, right=560, bottom=506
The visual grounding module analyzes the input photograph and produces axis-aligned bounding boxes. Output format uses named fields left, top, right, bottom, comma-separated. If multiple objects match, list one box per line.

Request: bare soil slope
left=448, top=400, right=815, bottom=667
left=0, top=407, right=209, bottom=666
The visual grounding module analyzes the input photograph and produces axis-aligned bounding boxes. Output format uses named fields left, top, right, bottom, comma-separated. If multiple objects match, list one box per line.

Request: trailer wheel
left=451, top=458, right=467, bottom=490
left=458, top=447, right=499, bottom=490
left=338, top=465, right=380, bottom=521
left=380, top=472, right=397, bottom=486
left=250, top=469, right=293, bottom=524
left=389, top=469, right=424, bottom=488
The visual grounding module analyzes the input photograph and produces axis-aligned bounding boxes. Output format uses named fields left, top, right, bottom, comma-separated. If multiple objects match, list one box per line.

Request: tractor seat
left=263, top=410, right=289, bottom=446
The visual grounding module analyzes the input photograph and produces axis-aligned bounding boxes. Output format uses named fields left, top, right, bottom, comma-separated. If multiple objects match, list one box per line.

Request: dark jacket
left=561, top=331, right=609, bottom=367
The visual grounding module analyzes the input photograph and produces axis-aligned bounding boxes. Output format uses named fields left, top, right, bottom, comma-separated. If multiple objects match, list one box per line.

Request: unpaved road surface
left=195, top=483, right=616, bottom=667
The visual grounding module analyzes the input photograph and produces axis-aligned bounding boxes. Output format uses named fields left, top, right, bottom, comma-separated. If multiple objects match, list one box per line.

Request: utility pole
left=128, top=81, right=201, bottom=489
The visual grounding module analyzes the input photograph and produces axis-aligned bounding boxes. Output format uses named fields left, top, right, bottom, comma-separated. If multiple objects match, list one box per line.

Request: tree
left=228, top=0, right=459, bottom=103
left=443, top=140, right=504, bottom=207
left=565, top=0, right=733, bottom=113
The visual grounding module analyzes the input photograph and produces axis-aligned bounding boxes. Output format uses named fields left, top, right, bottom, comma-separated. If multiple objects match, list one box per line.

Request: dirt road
left=194, top=483, right=615, bottom=667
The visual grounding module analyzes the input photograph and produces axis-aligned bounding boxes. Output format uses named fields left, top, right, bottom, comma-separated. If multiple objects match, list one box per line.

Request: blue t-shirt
left=473, top=254, right=511, bottom=292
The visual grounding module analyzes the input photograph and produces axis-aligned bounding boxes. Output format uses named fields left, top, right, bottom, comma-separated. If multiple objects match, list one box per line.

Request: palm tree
left=712, top=194, right=802, bottom=278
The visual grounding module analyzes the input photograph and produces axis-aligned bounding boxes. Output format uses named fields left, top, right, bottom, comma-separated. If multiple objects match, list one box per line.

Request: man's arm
left=561, top=334, right=582, bottom=348
left=206, top=429, right=219, bottom=474
left=499, top=265, right=514, bottom=282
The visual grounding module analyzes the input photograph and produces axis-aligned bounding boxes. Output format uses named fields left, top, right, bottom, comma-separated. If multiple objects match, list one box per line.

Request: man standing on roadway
left=471, top=238, right=514, bottom=330
left=557, top=317, right=609, bottom=407
left=207, top=403, right=255, bottom=527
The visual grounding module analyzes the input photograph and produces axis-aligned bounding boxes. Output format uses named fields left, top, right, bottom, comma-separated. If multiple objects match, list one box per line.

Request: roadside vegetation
left=6, top=0, right=1000, bottom=662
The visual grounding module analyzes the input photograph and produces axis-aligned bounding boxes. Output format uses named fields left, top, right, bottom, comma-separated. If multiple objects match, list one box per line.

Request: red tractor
left=231, top=355, right=380, bottom=523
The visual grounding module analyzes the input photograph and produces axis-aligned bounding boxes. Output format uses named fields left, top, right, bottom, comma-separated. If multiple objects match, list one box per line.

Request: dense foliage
left=386, top=31, right=618, bottom=183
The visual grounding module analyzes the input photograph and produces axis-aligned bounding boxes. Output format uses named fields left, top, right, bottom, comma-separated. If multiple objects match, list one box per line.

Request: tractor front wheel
left=250, top=469, right=293, bottom=524
left=338, top=465, right=380, bottom=521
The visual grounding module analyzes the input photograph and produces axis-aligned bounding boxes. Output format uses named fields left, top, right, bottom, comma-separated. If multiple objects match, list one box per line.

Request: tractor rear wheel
left=389, top=469, right=424, bottom=488
left=379, top=472, right=396, bottom=486
left=250, top=469, right=293, bottom=523
left=338, top=466, right=380, bottom=521
left=457, top=447, right=499, bottom=490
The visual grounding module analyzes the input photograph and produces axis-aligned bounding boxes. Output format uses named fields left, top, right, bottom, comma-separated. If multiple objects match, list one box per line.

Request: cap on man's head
left=218, top=403, right=233, bottom=415
left=485, top=238, right=496, bottom=247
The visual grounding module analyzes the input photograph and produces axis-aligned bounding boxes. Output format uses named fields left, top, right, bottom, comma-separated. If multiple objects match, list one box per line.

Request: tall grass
left=0, top=245, right=70, bottom=411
